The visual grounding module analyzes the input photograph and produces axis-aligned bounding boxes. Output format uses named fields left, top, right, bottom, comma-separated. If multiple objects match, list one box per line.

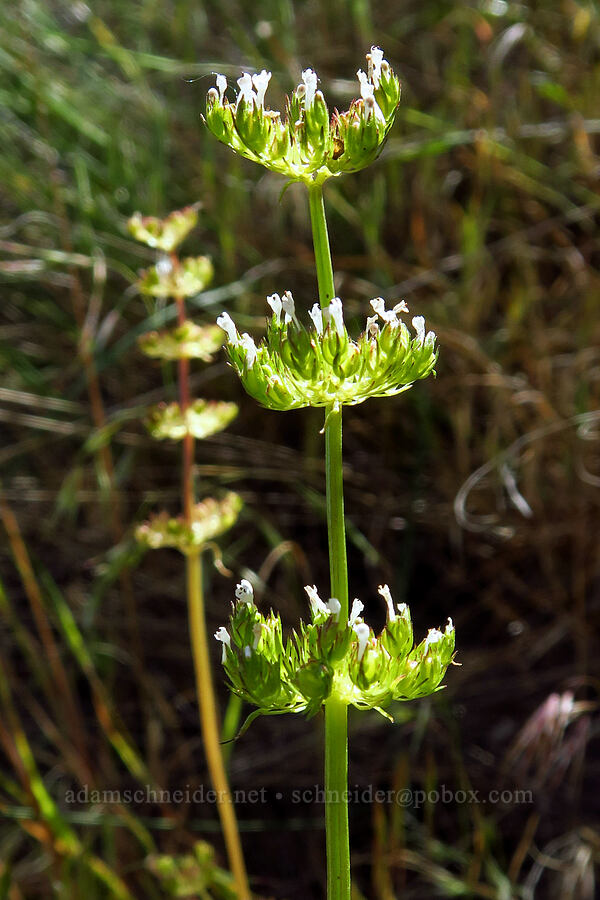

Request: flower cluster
left=215, top=580, right=455, bottom=719
left=204, top=47, right=400, bottom=183
left=138, top=321, right=224, bottom=362
left=146, top=398, right=238, bottom=441
left=128, top=206, right=198, bottom=252
left=217, top=293, right=437, bottom=411
left=137, top=255, right=213, bottom=299
left=136, top=493, right=243, bottom=555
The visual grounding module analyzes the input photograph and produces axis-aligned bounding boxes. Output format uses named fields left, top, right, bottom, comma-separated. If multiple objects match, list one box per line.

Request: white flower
left=155, top=255, right=173, bottom=277
left=217, top=312, right=238, bottom=345
left=216, top=74, right=227, bottom=102
left=305, top=584, right=329, bottom=618
left=353, top=622, right=370, bottom=661
left=235, top=578, right=254, bottom=603
left=397, top=602, right=408, bottom=616
left=357, top=70, right=384, bottom=123
left=445, top=617, right=454, bottom=635
left=267, top=292, right=283, bottom=322
left=348, top=598, right=364, bottom=628
left=378, top=584, right=396, bottom=621
left=252, top=622, right=263, bottom=650
left=302, top=68, right=318, bottom=108
left=412, top=315, right=425, bottom=347
left=367, top=46, right=385, bottom=88
left=240, top=333, right=257, bottom=368
left=366, top=315, right=379, bottom=338
left=252, top=69, right=271, bottom=107
left=281, top=290, right=297, bottom=325
left=326, top=598, right=341, bottom=621
left=309, top=303, right=324, bottom=336
left=237, top=72, right=255, bottom=106
left=214, top=626, right=231, bottom=662
left=243, top=645, right=252, bottom=659
left=329, top=297, right=345, bottom=337
left=423, top=627, right=444, bottom=654
left=370, top=297, right=408, bottom=325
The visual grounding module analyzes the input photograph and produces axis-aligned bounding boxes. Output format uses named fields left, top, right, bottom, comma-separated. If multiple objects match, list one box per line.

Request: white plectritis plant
left=205, top=48, right=455, bottom=900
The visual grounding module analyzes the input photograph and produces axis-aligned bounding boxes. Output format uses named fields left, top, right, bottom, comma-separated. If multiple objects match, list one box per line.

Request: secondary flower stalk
left=129, top=208, right=250, bottom=899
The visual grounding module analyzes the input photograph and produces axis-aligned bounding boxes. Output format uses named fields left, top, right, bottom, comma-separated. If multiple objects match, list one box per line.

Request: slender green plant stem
left=186, top=552, right=250, bottom=899
left=174, top=277, right=250, bottom=898
left=308, top=182, right=351, bottom=899
left=308, top=183, right=336, bottom=311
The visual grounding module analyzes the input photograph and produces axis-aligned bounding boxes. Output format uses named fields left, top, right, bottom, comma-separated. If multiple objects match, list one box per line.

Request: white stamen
left=348, top=598, right=364, bottom=628
left=252, top=69, right=271, bottom=107
left=305, top=584, right=329, bottom=618
left=237, top=72, right=255, bottom=106
left=216, top=74, right=227, bottom=102
left=393, top=300, right=409, bottom=315
left=235, top=579, right=254, bottom=603
left=243, top=645, right=252, bottom=659
left=252, top=623, right=263, bottom=650
left=302, top=68, right=317, bottom=108
left=329, top=297, right=344, bottom=337
left=353, top=622, right=370, bottom=661
left=214, top=626, right=231, bottom=662
left=217, top=312, right=238, bottom=345
left=424, top=627, right=444, bottom=654
left=378, top=584, right=396, bottom=622
left=267, top=292, right=283, bottom=322
left=240, top=333, right=257, bottom=368
left=309, top=303, right=323, bottom=336
left=281, top=290, right=297, bottom=325
left=412, top=316, right=425, bottom=347
left=326, top=598, right=341, bottom=621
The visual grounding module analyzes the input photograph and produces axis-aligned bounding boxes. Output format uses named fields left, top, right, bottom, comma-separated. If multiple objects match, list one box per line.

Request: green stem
left=308, top=181, right=351, bottom=899
left=308, top=183, right=335, bottom=309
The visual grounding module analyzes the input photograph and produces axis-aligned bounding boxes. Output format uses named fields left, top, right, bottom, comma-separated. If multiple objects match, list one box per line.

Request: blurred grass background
left=1, top=0, right=600, bottom=897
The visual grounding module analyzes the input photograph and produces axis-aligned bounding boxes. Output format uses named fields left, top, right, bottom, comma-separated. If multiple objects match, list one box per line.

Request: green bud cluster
left=215, top=581, right=455, bottom=720
left=146, top=399, right=238, bottom=441
left=217, top=293, right=437, bottom=411
left=136, top=493, right=243, bottom=555
left=137, top=255, right=213, bottom=299
left=139, top=321, right=224, bottom=362
left=204, top=47, right=400, bottom=183
left=128, top=206, right=198, bottom=252
left=130, top=207, right=243, bottom=557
